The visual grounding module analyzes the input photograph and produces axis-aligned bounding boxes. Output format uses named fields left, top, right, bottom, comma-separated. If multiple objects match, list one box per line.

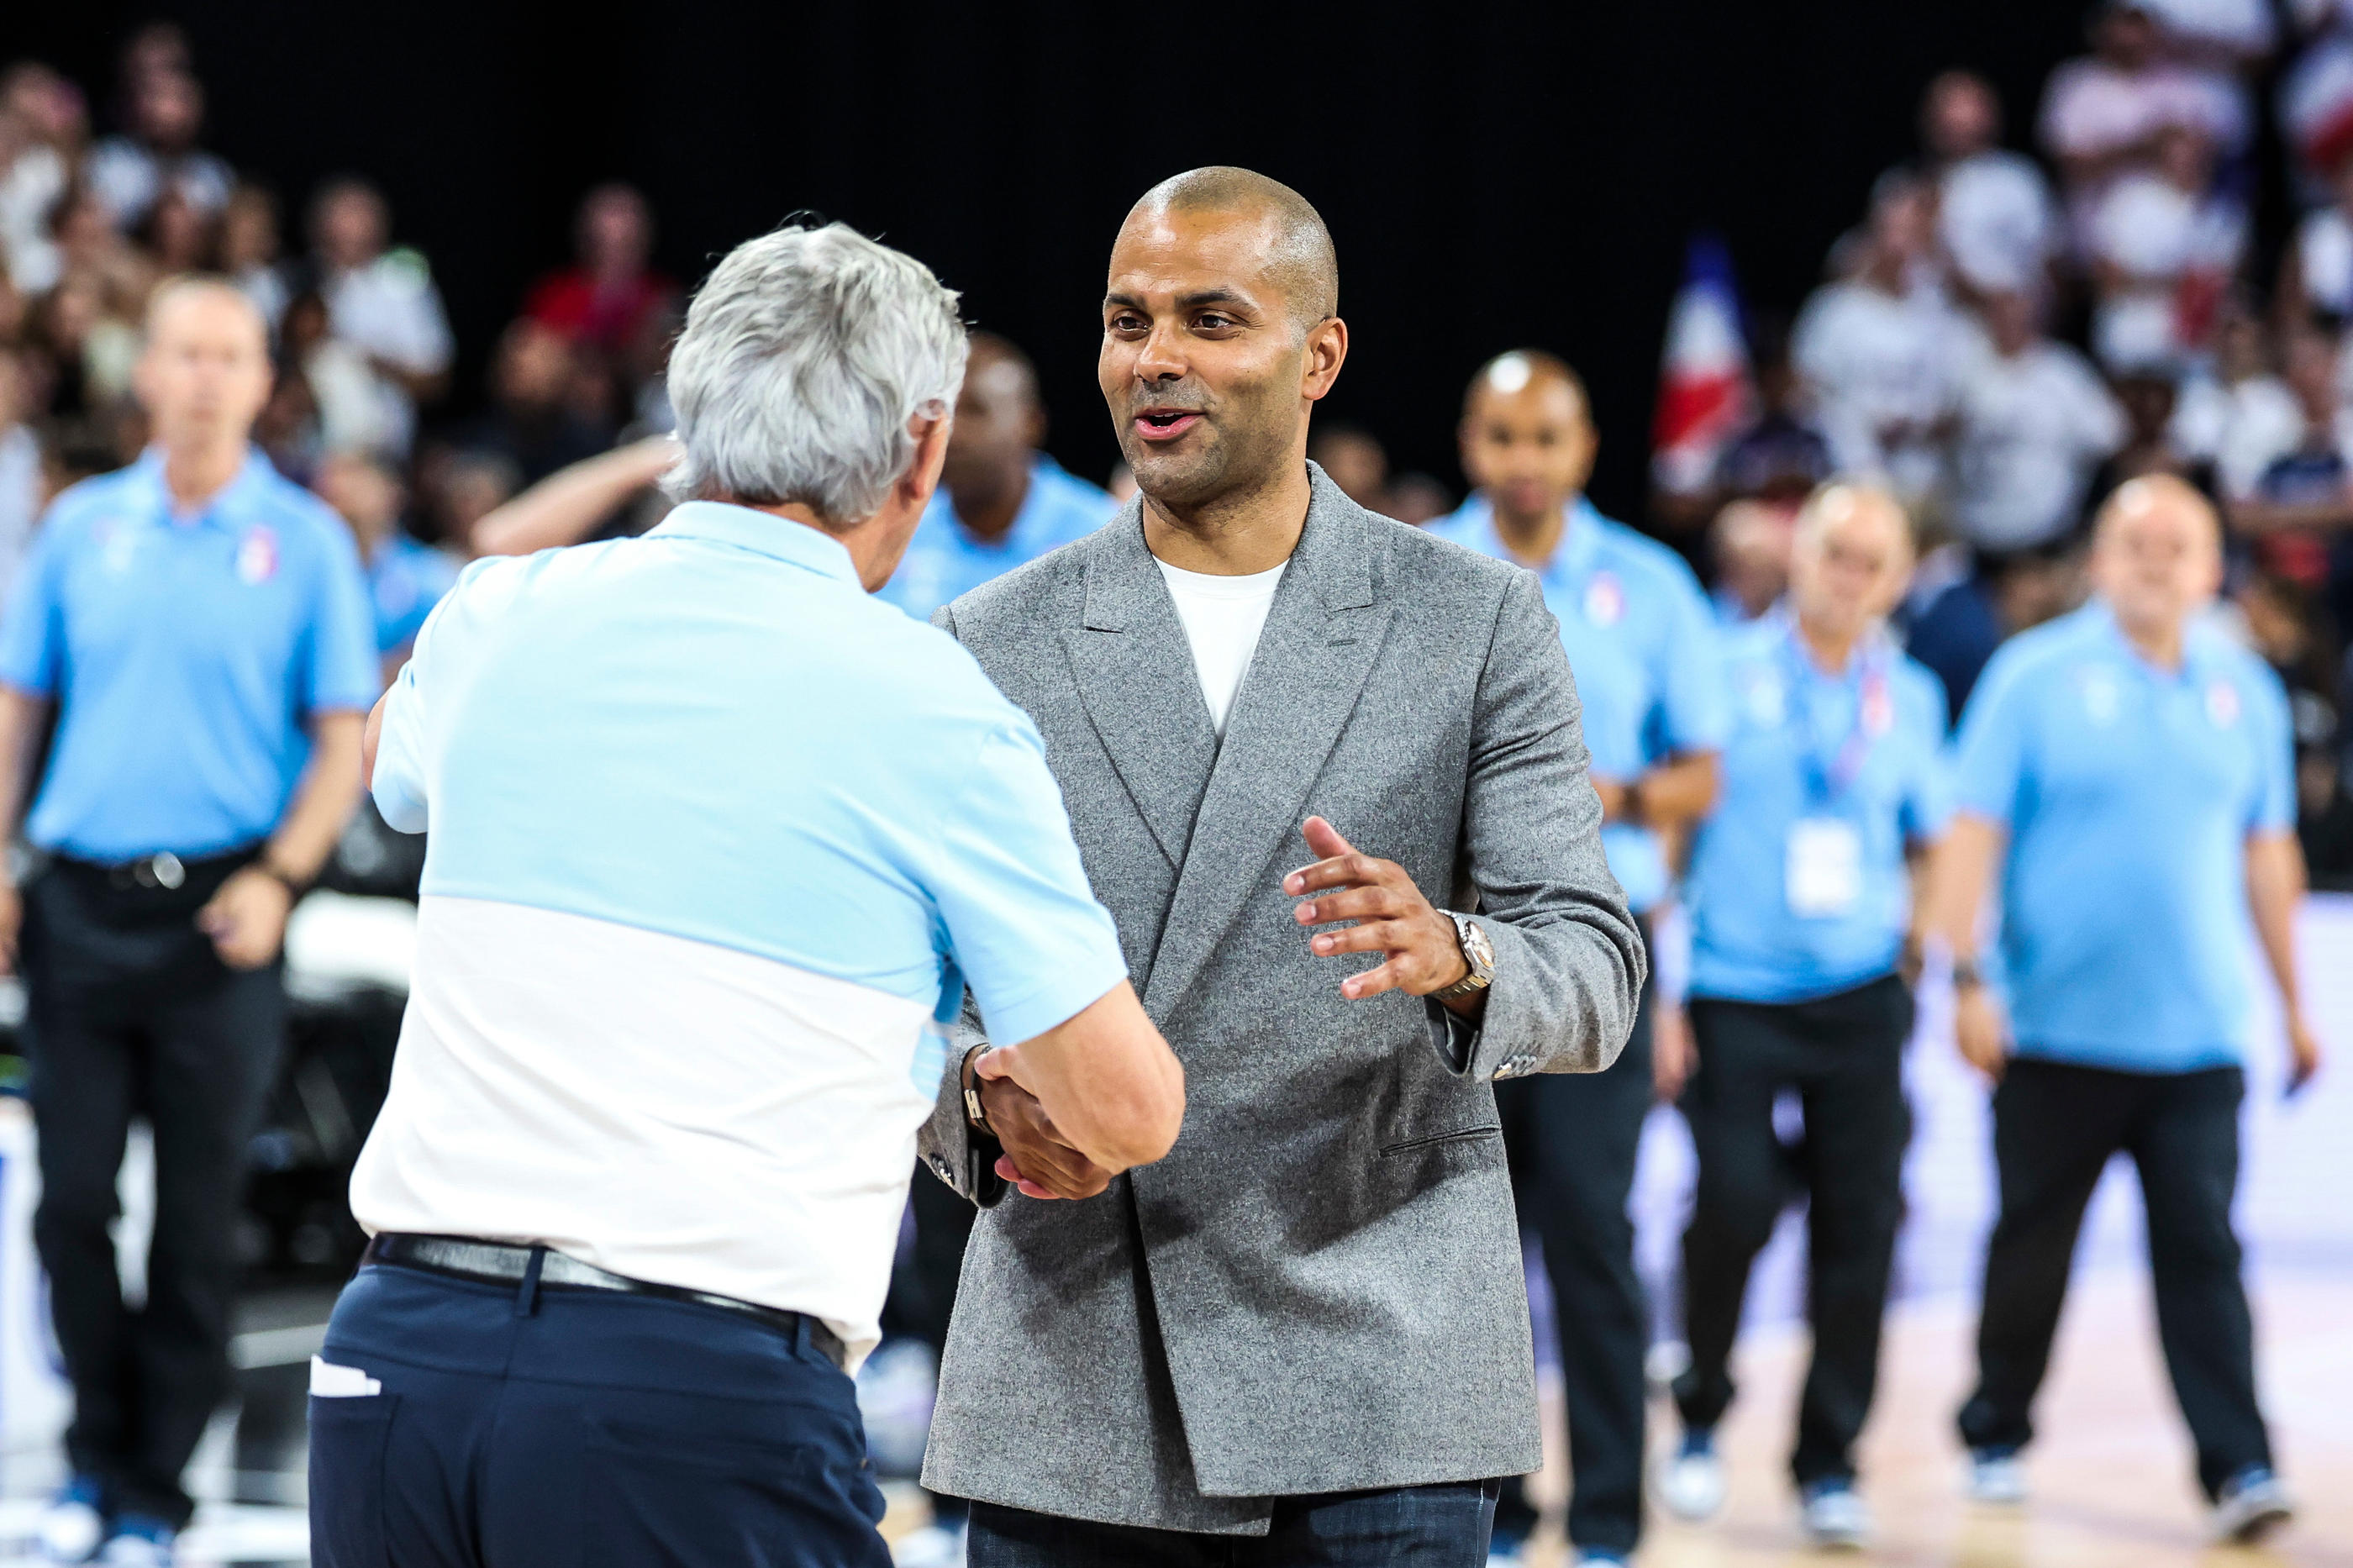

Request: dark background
left=17, top=1, right=2102, bottom=518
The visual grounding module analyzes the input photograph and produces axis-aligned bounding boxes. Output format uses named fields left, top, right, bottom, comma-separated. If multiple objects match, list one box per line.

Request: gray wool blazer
left=914, top=463, right=1646, bottom=1534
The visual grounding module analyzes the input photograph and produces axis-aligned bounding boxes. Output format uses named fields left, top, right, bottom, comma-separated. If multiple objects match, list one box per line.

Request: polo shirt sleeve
left=925, top=714, right=1131, bottom=1048
left=1656, top=571, right=1734, bottom=754
left=2245, top=665, right=2296, bottom=835
left=370, top=570, right=465, bottom=836
left=1951, top=645, right=2035, bottom=824
left=0, top=507, right=69, bottom=697
left=303, top=524, right=382, bottom=714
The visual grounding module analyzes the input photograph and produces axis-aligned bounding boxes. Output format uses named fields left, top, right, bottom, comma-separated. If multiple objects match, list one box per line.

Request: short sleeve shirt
left=876, top=456, right=1116, bottom=622
left=1686, top=617, right=1952, bottom=1002
left=1952, top=602, right=2292, bottom=1071
left=1429, top=497, right=1731, bottom=913
left=0, top=449, right=377, bottom=861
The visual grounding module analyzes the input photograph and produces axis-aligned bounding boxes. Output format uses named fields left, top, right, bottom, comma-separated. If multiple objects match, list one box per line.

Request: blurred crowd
left=6, top=6, right=2353, bottom=884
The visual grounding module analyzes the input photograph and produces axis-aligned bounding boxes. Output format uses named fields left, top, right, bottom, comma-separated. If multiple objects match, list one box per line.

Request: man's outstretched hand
left=1286, top=816, right=1474, bottom=1010
left=976, top=1050, right=1114, bottom=1201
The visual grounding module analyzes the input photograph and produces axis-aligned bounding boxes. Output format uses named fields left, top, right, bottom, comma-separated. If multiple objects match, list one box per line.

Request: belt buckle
left=134, top=853, right=186, bottom=891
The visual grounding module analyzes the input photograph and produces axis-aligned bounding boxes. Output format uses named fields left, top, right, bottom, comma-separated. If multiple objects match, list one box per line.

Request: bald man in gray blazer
left=916, top=167, right=1644, bottom=1565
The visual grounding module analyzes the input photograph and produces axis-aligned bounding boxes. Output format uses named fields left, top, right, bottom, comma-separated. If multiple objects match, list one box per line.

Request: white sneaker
left=891, top=1522, right=965, bottom=1568
left=2210, top=1466, right=2294, bottom=1544
left=37, top=1481, right=104, bottom=1564
left=1966, top=1447, right=2027, bottom=1506
left=1800, top=1480, right=1871, bottom=1551
left=1656, top=1429, right=1727, bottom=1523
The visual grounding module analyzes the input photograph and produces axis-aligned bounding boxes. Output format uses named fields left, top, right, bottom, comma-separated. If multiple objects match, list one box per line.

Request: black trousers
left=1490, top=994, right=1654, bottom=1555
left=1957, top=1058, right=2271, bottom=1500
left=23, top=853, right=284, bottom=1527
left=968, top=1483, right=1498, bottom=1567
left=1671, top=975, right=1913, bottom=1486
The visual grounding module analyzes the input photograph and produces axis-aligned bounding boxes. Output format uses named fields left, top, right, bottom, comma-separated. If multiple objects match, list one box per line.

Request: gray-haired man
left=919, top=168, right=1645, bottom=1565
left=305, top=224, right=1184, bottom=1566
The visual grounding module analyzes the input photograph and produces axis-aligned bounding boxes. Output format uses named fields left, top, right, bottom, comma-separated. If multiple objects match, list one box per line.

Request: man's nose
left=1136, top=322, right=1187, bottom=382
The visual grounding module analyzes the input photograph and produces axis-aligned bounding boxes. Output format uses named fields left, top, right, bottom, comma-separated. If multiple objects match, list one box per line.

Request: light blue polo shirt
left=1687, top=616, right=1952, bottom=1003
left=366, top=533, right=461, bottom=658
left=1953, top=602, right=2294, bottom=1073
left=1430, top=496, right=1732, bottom=913
left=0, top=448, right=377, bottom=861
left=876, top=455, right=1115, bottom=621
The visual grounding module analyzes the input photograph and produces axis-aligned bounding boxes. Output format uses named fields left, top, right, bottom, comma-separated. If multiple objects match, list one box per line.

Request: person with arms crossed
left=1429, top=350, right=1726, bottom=1568
left=917, top=167, right=1645, bottom=1567
left=307, top=224, right=1183, bottom=1567
left=1940, top=474, right=2319, bottom=1544
left=0, top=279, right=376, bottom=1567
left=1652, top=482, right=1949, bottom=1550
left=877, top=330, right=1116, bottom=621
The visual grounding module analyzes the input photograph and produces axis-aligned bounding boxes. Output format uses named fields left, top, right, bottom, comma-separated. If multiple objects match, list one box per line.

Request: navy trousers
left=966, top=1481, right=1500, bottom=1566
left=308, top=1260, right=889, bottom=1568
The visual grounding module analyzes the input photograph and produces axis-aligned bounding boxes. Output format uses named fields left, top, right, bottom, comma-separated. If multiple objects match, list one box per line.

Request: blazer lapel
left=1061, top=510, right=1220, bottom=871
left=1141, top=469, right=1396, bottom=1020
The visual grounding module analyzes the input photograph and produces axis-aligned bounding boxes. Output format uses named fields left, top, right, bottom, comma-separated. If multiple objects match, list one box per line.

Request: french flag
left=1650, top=234, right=1755, bottom=496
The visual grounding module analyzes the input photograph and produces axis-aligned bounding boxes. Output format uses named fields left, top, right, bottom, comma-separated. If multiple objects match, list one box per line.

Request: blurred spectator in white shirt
left=2176, top=299, right=2305, bottom=496
left=0, top=340, right=39, bottom=609
left=2088, top=124, right=2245, bottom=370
left=2042, top=1, right=2247, bottom=245
left=2279, top=0, right=2353, bottom=203
left=1792, top=174, right=1968, bottom=506
left=1954, top=291, right=2126, bottom=550
left=84, top=68, right=232, bottom=232
left=281, top=290, right=408, bottom=460
left=294, top=178, right=453, bottom=455
left=2138, top=0, right=2277, bottom=66
left=220, top=184, right=287, bottom=330
left=2232, top=323, right=2353, bottom=594
left=0, top=64, right=87, bottom=295
left=2278, top=145, right=2353, bottom=324
left=1919, top=71, right=2060, bottom=296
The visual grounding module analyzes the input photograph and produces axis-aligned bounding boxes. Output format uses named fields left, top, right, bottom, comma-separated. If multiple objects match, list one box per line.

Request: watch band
left=1429, top=912, right=1494, bottom=1002
left=961, top=1045, right=996, bottom=1137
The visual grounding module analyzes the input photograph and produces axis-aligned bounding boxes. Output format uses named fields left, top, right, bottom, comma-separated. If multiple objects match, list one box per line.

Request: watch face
left=1459, top=916, right=1495, bottom=974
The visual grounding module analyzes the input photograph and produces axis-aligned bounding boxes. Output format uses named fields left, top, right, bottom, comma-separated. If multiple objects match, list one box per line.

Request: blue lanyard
left=1778, top=623, right=1892, bottom=807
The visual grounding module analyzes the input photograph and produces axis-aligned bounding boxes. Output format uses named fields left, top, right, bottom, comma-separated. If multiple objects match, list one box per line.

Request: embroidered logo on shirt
left=2206, top=678, right=2240, bottom=729
left=1861, top=676, right=1895, bottom=736
left=236, top=526, right=279, bottom=585
left=1582, top=571, right=1624, bottom=628
left=2079, top=667, right=2121, bottom=725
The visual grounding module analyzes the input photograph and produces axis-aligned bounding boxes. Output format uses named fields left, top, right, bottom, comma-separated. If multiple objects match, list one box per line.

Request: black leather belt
left=364, top=1234, right=848, bottom=1371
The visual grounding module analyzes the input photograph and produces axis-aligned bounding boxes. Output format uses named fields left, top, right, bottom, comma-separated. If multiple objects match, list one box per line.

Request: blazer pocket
left=1379, top=1123, right=1502, bottom=1156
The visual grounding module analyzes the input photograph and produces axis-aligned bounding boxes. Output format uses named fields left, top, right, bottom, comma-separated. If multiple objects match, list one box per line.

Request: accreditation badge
left=1786, top=817, right=1864, bottom=918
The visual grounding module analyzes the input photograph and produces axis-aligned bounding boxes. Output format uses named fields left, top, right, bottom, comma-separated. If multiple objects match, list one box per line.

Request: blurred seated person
left=2174, top=296, right=2301, bottom=498
left=1385, top=471, right=1455, bottom=526
left=279, top=290, right=404, bottom=461
left=1715, top=326, right=1835, bottom=506
left=1710, top=497, right=1796, bottom=624
left=2087, top=124, right=2244, bottom=372
left=2232, top=324, right=2353, bottom=634
left=1953, top=290, right=2125, bottom=554
left=524, top=184, right=676, bottom=361
left=0, top=340, right=40, bottom=607
left=0, top=62, right=86, bottom=295
left=1307, top=420, right=1389, bottom=510
left=1917, top=70, right=2060, bottom=300
left=874, top=331, right=1114, bottom=620
left=290, top=178, right=453, bottom=455
left=448, top=318, right=613, bottom=487
left=430, top=451, right=519, bottom=555
left=469, top=434, right=675, bottom=556
left=219, top=183, right=287, bottom=331
left=83, top=66, right=230, bottom=232
left=313, top=449, right=459, bottom=682
left=2038, top=0, right=2246, bottom=244
left=134, top=187, right=218, bottom=279
left=2278, top=145, right=2353, bottom=326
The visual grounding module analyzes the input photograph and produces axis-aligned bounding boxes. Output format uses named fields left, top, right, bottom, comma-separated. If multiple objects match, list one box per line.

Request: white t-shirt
left=1939, top=150, right=2058, bottom=293
left=1790, top=279, right=1967, bottom=502
left=1157, top=557, right=1288, bottom=734
left=1953, top=339, right=2125, bottom=550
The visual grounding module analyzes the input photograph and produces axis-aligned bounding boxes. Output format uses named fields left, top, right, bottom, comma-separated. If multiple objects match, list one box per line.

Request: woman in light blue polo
left=1655, top=482, right=1950, bottom=1552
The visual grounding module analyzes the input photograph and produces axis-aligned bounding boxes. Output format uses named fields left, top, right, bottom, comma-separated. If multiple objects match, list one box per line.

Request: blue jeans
left=967, top=1482, right=1501, bottom=1566
left=308, top=1260, right=890, bottom=1567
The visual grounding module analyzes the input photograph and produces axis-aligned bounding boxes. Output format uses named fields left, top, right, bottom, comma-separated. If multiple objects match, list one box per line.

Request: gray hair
left=661, top=223, right=966, bottom=525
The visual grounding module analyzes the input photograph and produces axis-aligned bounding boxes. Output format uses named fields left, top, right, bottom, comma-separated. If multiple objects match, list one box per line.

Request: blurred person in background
left=1384, top=471, right=1454, bottom=526
left=2173, top=296, right=2301, bottom=497
left=218, top=184, right=285, bottom=330
left=1432, top=350, right=1726, bottom=1568
left=2277, top=146, right=2353, bottom=322
left=1654, top=483, right=1948, bottom=1552
left=523, top=182, right=676, bottom=361
left=1953, top=289, right=2125, bottom=552
left=1710, top=324, right=1834, bottom=512
left=875, top=331, right=1112, bottom=621
left=430, top=450, right=520, bottom=551
left=0, top=340, right=41, bottom=602
left=2040, top=0, right=2247, bottom=249
left=447, top=317, right=613, bottom=486
left=465, top=435, right=672, bottom=555
left=2087, top=123, right=2245, bottom=371
left=1915, top=70, right=2060, bottom=297
left=1940, top=475, right=2317, bottom=1544
left=1306, top=419, right=1390, bottom=508
left=1709, top=497, right=1796, bottom=624
left=1793, top=174, right=1968, bottom=511
left=135, top=187, right=216, bottom=277
left=84, top=68, right=229, bottom=233
left=2232, top=320, right=2353, bottom=632
left=313, top=448, right=457, bottom=679
left=292, top=177, right=452, bottom=455
left=0, top=278, right=373, bottom=1566
left=0, top=62, right=87, bottom=295
left=49, top=181, right=156, bottom=324
left=278, top=290, right=403, bottom=461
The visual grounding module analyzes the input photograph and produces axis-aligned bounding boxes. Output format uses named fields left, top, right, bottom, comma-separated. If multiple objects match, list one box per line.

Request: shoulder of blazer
left=937, top=527, right=1107, bottom=644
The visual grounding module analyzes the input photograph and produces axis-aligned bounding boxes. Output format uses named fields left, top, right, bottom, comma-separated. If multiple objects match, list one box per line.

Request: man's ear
left=903, top=409, right=952, bottom=505
left=1303, top=317, right=1349, bottom=403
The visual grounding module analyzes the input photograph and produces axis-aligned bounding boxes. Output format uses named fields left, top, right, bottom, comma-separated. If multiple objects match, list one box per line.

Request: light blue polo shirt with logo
left=1952, top=602, right=2294, bottom=1073
left=876, top=455, right=1115, bottom=622
left=0, top=447, right=378, bottom=861
left=1430, top=496, right=1732, bottom=913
